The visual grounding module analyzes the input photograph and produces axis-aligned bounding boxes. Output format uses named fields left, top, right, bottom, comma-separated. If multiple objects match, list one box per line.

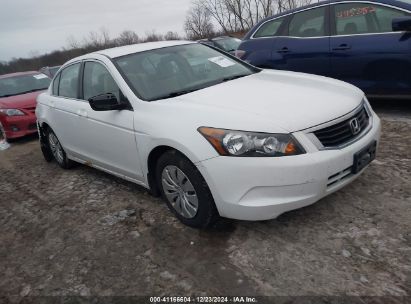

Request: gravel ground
left=0, top=100, right=410, bottom=303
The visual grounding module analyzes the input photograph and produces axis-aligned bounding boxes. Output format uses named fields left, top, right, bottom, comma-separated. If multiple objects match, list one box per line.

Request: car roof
left=94, top=40, right=195, bottom=59
left=0, top=71, right=40, bottom=79
left=272, top=0, right=411, bottom=17
left=244, top=0, right=411, bottom=39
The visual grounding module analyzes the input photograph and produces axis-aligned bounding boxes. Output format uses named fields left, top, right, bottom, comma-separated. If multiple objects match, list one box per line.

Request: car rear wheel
left=47, top=129, right=74, bottom=169
left=156, top=150, right=219, bottom=228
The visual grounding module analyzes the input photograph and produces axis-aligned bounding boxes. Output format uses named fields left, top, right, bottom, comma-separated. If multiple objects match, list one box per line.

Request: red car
left=0, top=71, right=51, bottom=140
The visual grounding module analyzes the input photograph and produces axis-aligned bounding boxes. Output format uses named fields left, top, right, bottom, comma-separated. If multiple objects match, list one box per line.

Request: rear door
left=330, top=2, right=411, bottom=96
left=49, top=62, right=83, bottom=155
left=271, top=5, right=331, bottom=76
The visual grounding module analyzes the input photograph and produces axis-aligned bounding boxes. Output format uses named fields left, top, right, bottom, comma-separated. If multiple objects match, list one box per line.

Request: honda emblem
left=349, top=118, right=361, bottom=135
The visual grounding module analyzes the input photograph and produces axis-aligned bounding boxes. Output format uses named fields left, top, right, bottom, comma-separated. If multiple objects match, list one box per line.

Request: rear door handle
left=277, top=47, right=290, bottom=53
left=332, top=44, right=351, bottom=51
left=77, top=109, right=88, bottom=118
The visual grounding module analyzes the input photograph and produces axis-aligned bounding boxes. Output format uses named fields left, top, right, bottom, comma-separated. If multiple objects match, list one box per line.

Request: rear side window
left=254, top=17, right=285, bottom=38
left=58, top=63, right=80, bottom=99
left=334, top=3, right=409, bottom=35
left=289, top=7, right=326, bottom=37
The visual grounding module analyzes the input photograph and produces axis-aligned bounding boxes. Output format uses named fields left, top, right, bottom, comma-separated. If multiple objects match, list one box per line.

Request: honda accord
left=36, top=41, right=381, bottom=228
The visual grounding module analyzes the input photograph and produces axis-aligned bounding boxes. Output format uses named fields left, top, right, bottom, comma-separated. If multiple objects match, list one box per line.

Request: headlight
left=0, top=109, right=25, bottom=116
left=198, top=127, right=305, bottom=157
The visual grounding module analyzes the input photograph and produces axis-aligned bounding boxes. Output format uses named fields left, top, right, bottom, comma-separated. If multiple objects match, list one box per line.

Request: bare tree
left=67, top=35, right=80, bottom=49
left=81, top=28, right=112, bottom=49
left=164, top=31, right=181, bottom=40
left=144, top=30, right=164, bottom=42
left=201, top=0, right=231, bottom=33
left=116, top=30, right=140, bottom=46
left=100, top=27, right=111, bottom=46
left=190, top=0, right=313, bottom=36
left=184, top=2, right=215, bottom=39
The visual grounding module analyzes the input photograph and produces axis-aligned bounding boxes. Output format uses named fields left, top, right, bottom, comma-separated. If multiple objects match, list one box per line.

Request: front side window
left=115, top=43, right=256, bottom=101
left=83, top=62, right=120, bottom=101
left=58, top=63, right=80, bottom=99
left=0, top=73, right=50, bottom=98
left=334, top=3, right=409, bottom=35
left=254, top=17, right=285, bottom=38
left=289, top=7, right=326, bottom=37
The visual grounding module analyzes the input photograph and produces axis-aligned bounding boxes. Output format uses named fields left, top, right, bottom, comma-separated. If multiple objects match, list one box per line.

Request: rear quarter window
left=334, top=3, right=410, bottom=35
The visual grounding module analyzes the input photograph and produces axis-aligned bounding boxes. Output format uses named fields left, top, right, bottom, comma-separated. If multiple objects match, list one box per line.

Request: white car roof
left=94, top=40, right=194, bottom=59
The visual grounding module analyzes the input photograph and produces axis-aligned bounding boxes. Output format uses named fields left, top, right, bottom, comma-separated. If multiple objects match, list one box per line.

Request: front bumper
left=1, top=114, right=37, bottom=139
left=197, top=113, right=381, bottom=221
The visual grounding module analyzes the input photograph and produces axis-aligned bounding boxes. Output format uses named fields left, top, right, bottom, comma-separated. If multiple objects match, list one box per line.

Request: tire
left=156, top=150, right=219, bottom=228
left=46, top=128, right=75, bottom=169
left=39, top=126, right=53, bottom=162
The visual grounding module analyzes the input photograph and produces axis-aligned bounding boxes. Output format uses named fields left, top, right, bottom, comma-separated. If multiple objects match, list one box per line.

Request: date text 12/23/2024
left=150, top=296, right=257, bottom=303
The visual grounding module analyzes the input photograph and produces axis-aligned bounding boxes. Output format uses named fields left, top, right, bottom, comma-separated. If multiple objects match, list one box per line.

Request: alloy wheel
left=48, top=132, right=64, bottom=164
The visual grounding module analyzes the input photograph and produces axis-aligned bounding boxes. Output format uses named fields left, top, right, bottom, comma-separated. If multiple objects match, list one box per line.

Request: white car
left=36, top=41, right=381, bottom=228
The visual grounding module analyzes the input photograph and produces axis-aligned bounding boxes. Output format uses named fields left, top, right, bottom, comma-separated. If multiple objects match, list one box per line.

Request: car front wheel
left=156, top=150, right=219, bottom=228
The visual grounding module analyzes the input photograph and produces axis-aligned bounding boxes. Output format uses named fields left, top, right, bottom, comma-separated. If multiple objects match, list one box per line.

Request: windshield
left=0, top=73, right=51, bottom=98
left=115, top=43, right=256, bottom=101
left=214, top=38, right=242, bottom=52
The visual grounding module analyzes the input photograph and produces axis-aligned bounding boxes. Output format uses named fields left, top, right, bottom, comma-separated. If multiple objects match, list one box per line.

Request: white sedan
left=36, top=41, right=381, bottom=228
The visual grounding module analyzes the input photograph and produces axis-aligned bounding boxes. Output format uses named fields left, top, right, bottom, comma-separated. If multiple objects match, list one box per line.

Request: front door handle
left=277, top=47, right=290, bottom=53
left=332, top=44, right=351, bottom=51
left=77, top=109, right=88, bottom=118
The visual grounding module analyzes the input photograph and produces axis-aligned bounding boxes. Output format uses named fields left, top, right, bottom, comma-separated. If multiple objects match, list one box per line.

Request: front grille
left=28, top=123, right=37, bottom=130
left=314, top=106, right=369, bottom=148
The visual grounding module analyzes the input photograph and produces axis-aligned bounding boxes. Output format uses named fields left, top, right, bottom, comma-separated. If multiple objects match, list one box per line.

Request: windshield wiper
left=0, top=88, right=46, bottom=98
left=150, top=74, right=251, bottom=101
left=19, top=88, right=46, bottom=95
left=152, top=88, right=201, bottom=100
left=221, top=74, right=250, bottom=83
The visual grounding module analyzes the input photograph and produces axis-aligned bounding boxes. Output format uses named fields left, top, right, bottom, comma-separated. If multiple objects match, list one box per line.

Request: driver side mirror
left=392, top=17, right=411, bottom=32
left=88, top=93, right=127, bottom=111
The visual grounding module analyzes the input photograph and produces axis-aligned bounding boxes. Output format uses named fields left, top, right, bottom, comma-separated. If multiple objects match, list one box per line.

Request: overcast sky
left=0, top=0, right=192, bottom=62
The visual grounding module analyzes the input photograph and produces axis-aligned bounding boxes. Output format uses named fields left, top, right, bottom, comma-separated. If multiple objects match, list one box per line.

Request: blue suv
left=236, top=0, right=411, bottom=99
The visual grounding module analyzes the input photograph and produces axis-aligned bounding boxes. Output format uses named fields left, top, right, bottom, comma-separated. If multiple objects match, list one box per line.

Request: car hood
left=177, top=70, right=364, bottom=132
left=0, top=91, right=44, bottom=109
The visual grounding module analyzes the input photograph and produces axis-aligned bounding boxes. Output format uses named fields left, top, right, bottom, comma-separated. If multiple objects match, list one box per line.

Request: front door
left=76, top=60, right=143, bottom=181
